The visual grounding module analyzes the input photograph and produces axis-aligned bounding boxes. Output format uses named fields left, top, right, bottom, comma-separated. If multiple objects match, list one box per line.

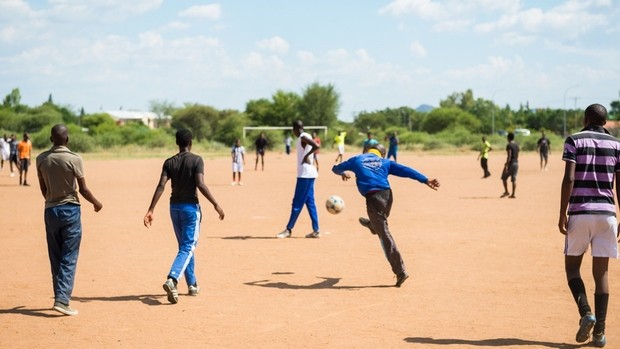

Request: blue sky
left=1, top=0, right=619, bottom=121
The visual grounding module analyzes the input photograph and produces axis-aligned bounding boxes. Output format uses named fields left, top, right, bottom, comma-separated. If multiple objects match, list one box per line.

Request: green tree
left=171, top=104, right=220, bottom=141
left=270, top=90, right=301, bottom=126
left=245, top=98, right=272, bottom=126
left=298, top=82, right=340, bottom=127
left=3, top=88, right=22, bottom=110
left=421, top=107, right=481, bottom=134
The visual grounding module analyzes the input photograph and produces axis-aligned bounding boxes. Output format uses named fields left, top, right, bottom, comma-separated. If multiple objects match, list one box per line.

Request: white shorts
left=338, top=145, right=344, bottom=155
left=232, top=162, right=243, bottom=173
left=565, top=215, right=619, bottom=258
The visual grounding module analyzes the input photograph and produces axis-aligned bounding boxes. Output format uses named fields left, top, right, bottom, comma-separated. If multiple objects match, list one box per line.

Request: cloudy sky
left=1, top=0, right=619, bottom=121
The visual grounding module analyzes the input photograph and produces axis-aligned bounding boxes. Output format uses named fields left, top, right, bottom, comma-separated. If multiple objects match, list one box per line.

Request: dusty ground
left=0, top=147, right=618, bottom=349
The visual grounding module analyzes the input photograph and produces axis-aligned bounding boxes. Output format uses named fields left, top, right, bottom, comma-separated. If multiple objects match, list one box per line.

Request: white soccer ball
left=326, top=195, right=345, bottom=214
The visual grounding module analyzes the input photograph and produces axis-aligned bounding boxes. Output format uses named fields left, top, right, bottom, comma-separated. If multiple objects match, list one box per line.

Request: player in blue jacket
left=331, top=144, right=440, bottom=287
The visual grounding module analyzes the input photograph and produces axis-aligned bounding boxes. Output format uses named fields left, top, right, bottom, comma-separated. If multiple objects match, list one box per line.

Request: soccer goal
left=242, top=126, right=328, bottom=139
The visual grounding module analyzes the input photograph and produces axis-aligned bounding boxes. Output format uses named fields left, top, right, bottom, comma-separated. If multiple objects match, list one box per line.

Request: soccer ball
left=326, top=195, right=345, bottom=214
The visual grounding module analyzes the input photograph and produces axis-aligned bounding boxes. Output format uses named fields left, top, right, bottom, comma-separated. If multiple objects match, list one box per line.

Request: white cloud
left=0, top=26, right=17, bottom=43
left=162, top=21, right=190, bottom=31
left=409, top=41, right=427, bottom=57
left=47, top=0, right=163, bottom=21
left=179, top=4, right=221, bottom=20
left=256, top=36, right=289, bottom=54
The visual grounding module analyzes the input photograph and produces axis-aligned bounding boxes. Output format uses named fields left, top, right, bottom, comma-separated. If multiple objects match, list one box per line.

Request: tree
left=245, top=98, right=272, bottom=126
left=421, top=107, right=481, bottom=134
left=171, top=104, right=219, bottom=141
left=3, top=88, right=22, bottom=110
left=270, top=90, right=301, bottom=126
left=298, top=82, right=340, bottom=127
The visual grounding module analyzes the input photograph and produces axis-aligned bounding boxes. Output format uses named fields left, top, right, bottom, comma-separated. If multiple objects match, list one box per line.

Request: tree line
left=1, top=85, right=619, bottom=153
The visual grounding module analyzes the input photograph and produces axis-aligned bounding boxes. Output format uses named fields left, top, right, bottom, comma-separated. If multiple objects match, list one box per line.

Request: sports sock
left=568, top=278, right=592, bottom=316
left=594, top=293, right=609, bottom=334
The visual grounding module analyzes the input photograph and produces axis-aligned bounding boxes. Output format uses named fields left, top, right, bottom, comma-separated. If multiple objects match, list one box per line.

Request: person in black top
left=501, top=132, right=519, bottom=198
left=537, top=131, right=551, bottom=171
left=254, top=132, right=268, bottom=171
left=144, top=129, right=225, bottom=304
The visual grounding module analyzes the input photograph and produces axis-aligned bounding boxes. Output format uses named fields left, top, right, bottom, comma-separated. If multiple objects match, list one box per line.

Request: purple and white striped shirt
left=562, top=126, right=620, bottom=216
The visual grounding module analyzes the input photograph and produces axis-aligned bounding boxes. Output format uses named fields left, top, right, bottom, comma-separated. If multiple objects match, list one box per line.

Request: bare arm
left=37, top=167, right=47, bottom=198
left=300, top=135, right=319, bottom=165
left=143, top=173, right=168, bottom=227
left=77, top=177, right=103, bottom=212
left=616, top=174, right=620, bottom=240
left=196, top=173, right=225, bottom=220
left=558, top=161, right=575, bottom=235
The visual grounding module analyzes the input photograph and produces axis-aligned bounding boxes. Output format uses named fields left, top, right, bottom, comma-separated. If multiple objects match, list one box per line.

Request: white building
left=105, top=110, right=171, bottom=129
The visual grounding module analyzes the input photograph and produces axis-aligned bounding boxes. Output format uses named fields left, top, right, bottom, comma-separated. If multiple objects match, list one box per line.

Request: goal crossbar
left=243, top=126, right=328, bottom=139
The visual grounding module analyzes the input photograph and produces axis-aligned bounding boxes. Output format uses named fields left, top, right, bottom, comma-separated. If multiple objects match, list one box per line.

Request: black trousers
left=365, top=189, right=405, bottom=275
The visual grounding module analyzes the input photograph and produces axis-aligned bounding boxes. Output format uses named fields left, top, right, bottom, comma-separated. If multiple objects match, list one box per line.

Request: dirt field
left=1, top=148, right=618, bottom=348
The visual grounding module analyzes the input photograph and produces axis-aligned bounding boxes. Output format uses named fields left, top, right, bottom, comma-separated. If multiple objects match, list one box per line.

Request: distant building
left=105, top=110, right=171, bottom=129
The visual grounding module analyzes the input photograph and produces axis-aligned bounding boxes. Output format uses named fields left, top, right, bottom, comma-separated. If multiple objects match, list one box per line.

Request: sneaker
left=395, top=272, right=409, bottom=287
left=576, top=313, right=596, bottom=343
left=593, top=332, right=606, bottom=347
left=188, top=285, right=200, bottom=296
left=276, top=229, right=291, bottom=238
left=53, top=301, right=78, bottom=316
left=163, top=278, right=179, bottom=304
left=500, top=192, right=510, bottom=198
left=231, top=182, right=236, bottom=186
left=305, top=231, right=321, bottom=238
left=358, top=217, right=377, bottom=235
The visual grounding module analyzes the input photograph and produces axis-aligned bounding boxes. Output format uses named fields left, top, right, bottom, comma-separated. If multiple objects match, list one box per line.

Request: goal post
left=243, top=126, right=328, bottom=139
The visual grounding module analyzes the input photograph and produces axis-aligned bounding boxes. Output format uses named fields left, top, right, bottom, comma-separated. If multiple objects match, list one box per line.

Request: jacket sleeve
left=388, top=162, right=428, bottom=183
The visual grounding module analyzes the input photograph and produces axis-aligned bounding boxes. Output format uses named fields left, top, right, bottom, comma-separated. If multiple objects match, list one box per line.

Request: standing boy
left=537, top=131, right=551, bottom=171
left=36, top=124, right=103, bottom=315
left=559, top=104, right=620, bottom=347
left=231, top=139, right=245, bottom=186
left=334, top=130, right=347, bottom=163
left=332, top=144, right=440, bottom=287
left=254, top=133, right=268, bottom=171
left=276, top=120, right=321, bottom=238
left=312, top=131, right=321, bottom=172
left=17, top=132, right=32, bottom=186
left=386, top=131, right=399, bottom=162
left=144, top=129, right=225, bottom=304
left=477, top=136, right=492, bottom=178
left=500, top=132, right=519, bottom=198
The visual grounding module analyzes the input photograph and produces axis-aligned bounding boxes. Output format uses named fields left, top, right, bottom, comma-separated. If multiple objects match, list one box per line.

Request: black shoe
left=395, top=272, right=409, bottom=287
left=358, top=217, right=377, bottom=235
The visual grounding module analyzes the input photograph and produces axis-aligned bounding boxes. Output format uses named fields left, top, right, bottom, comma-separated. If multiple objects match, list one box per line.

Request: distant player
left=144, top=129, right=225, bottom=304
left=537, top=131, right=551, bottom=171
left=334, top=130, right=347, bottom=163
left=477, top=136, right=492, bottom=178
left=386, top=131, right=399, bottom=162
left=500, top=132, right=519, bottom=198
left=254, top=132, right=268, bottom=171
left=17, top=132, right=32, bottom=186
left=559, top=104, right=620, bottom=347
left=332, top=144, right=440, bottom=287
left=231, top=139, right=245, bottom=186
left=312, top=131, right=321, bottom=172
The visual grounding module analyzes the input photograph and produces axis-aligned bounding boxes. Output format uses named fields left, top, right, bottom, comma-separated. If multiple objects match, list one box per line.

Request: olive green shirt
left=36, top=146, right=84, bottom=209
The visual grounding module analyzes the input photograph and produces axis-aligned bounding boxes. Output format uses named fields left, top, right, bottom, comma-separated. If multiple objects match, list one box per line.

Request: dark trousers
left=45, top=204, right=82, bottom=305
left=365, top=189, right=405, bottom=275
left=480, top=158, right=490, bottom=177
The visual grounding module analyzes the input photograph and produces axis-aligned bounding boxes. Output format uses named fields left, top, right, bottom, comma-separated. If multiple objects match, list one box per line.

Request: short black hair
left=507, top=132, right=515, bottom=141
left=176, top=129, right=193, bottom=147
left=585, top=103, right=607, bottom=126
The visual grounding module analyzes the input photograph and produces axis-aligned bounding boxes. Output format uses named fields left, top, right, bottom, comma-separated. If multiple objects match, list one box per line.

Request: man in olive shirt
left=37, top=124, right=103, bottom=316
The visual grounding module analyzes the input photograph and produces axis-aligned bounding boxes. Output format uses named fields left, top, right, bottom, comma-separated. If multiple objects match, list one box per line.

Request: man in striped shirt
left=559, top=103, right=620, bottom=347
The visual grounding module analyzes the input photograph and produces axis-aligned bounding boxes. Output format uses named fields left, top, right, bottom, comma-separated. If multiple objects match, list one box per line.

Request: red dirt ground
left=0, top=149, right=618, bottom=348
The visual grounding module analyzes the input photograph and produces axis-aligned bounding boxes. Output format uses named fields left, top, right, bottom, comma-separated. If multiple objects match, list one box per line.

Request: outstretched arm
left=143, top=173, right=168, bottom=227
left=426, top=178, right=440, bottom=190
left=196, top=173, right=225, bottom=220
